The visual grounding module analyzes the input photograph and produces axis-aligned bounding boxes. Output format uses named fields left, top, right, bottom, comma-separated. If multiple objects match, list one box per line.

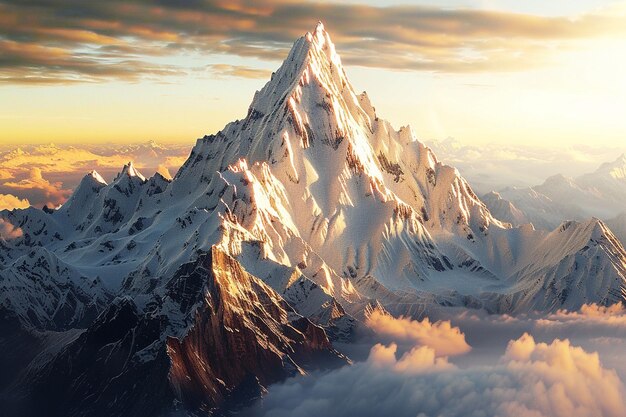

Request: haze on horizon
left=1, top=0, right=625, bottom=149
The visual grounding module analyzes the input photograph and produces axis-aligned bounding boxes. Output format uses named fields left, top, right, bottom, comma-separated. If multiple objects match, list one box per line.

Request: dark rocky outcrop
left=1, top=247, right=345, bottom=417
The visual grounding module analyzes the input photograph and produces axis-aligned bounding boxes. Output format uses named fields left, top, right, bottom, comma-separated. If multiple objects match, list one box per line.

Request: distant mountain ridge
left=483, top=153, right=626, bottom=244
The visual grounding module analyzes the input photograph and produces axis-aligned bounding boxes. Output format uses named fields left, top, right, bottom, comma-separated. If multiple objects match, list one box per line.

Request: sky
left=1, top=0, right=626, bottom=148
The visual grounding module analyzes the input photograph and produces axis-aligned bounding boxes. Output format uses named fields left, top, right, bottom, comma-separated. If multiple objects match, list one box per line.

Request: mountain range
left=483, top=153, right=626, bottom=243
left=1, top=23, right=625, bottom=417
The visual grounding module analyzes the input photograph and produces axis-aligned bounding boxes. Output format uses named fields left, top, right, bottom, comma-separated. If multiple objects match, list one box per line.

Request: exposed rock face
left=2, top=248, right=344, bottom=417
left=166, top=248, right=343, bottom=413
left=3, top=297, right=173, bottom=417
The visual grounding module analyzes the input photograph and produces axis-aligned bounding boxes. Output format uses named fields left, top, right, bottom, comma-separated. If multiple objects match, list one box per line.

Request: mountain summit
left=1, top=23, right=625, bottom=417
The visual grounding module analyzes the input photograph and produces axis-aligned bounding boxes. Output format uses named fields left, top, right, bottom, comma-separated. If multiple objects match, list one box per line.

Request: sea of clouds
left=245, top=304, right=626, bottom=417
left=0, top=142, right=190, bottom=210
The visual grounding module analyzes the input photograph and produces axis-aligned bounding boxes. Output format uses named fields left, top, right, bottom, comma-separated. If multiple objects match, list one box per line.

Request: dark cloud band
left=0, top=0, right=624, bottom=84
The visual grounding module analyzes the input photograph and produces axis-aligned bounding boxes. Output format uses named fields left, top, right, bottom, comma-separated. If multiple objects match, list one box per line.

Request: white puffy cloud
left=425, top=304, right=626, bottom=381
left=366, top=310, right=471, bottom=357
left=249, top=333, right=626, bottom=417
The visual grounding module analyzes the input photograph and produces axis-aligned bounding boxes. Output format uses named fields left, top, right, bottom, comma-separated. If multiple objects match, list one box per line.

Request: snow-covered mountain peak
left=485, top=191, right=502, bottom=199
left=150, top=171, right=168, bottom=181
left=311, top=21, right=326, bottom=38
left=305, top=21, right=342, bottom=67
left=116, top=161, right=146, bottom=182
left=57, top=169, right=108, bottom=214
left=595, top=153, right=626, bottom=180
left=88, top=170, right=107, bottom=185
left=246, top=22, right=346, bottom=110
left=171, top=23, right=508, bottom=289
left=175, top=23, right=390, bottom=202
left=549, top=218, right=625, bottom=257
left=241, top=22, right=364, bottom=143
left=71, top=170, right=108, bottom=193
left=586, top=218, right=625, bottom=248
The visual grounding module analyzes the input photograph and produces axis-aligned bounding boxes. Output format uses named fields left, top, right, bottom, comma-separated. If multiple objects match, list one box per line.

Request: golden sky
left=1, top=0, right=626, bottom=148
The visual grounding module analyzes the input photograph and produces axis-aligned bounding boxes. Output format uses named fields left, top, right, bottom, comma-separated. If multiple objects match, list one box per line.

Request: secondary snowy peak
left=585, top=153, right=626, bottom=181
left=115, top=161, right=146, bottom=182
left=508, top=218, right=626, bottom=312
left=57, top=170, right=107, bottom=214
left=549, top=218, right=624, bottom=257
left=144, top=171, right=171, bottom=196
left=51, top=162, right=154, bottom=239
left=482, top=191, right=529, bottom=226
left=538, top=173, right=580, bottom=192
left=87, top=170, right=107, bottom=185
left=71, top=170, right=107, bottom=195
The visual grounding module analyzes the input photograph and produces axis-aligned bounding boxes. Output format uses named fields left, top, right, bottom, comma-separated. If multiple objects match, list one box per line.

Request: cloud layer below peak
left=247, top=304, right=626, bottom=417
left=248, top=331, right=625, bottom=417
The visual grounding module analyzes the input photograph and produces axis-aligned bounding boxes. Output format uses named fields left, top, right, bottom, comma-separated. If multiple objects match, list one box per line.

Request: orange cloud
left=0, top=169, right=12, bottom=181
left=253, top=332, right=626, bottom=417
left=205, top=64, right=272, bottom=79
left=367, top=343, right=454, bottom=374
left=0, top=142, right=190, bottom=208
left=366, top=310, right=471, bottom=357
left=0, top=143, right=189, bottom=175
left=2, top=167, right=71, bottom=208
left=0, top=193, right=30, bottom=210
left=537, top=302, right=626, bottom=329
